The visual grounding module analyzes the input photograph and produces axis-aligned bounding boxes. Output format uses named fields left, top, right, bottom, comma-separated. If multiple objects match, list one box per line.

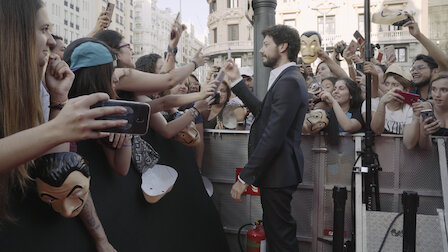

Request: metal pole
left=332, top=186, right=347, bottom=252
left=402, top=191, right=419, bottom=252
left=252, top=0, right=277, bottom=99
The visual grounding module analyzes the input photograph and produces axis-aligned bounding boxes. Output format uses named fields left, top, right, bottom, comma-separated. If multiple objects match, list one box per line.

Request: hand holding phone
left=91, top=99, right=150, bottom=135
left=420, top=109, right=436, bottom=124
left=211, top=70, right=226, bottom=105
left=106, top=2, right=115, bottom=21
left=353, top=31, right=365, bottom=45
left=394, top=90, right=419, bottom=105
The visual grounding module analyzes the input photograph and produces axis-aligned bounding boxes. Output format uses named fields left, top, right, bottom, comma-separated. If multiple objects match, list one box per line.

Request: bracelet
left=49, top=99, right=68, bottom=110
left=191, top=60, right=198, bottom=70
left=122, top=143, right=132, bottom=147
left=191, top=106, right=200, bottom=115
left=187, top=108, right=198, bottom=118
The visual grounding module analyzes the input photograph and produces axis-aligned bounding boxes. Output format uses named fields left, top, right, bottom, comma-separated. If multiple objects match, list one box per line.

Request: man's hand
left=230, top=180, right=248, bottom=202
left=224, top=58, right=241, bottom=82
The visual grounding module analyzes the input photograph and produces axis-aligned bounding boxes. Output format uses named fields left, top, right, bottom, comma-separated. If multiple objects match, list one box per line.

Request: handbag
left=131, top=135, right=160, bottom=174
left=170, top=111, right=201, bottom=147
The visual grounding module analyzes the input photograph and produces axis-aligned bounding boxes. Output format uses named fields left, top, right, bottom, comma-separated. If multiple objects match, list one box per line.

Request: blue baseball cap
left=70, top=42, right=114, bottom=71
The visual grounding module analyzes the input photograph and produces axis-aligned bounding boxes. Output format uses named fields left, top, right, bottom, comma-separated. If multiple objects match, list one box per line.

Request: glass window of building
left=317, top=15, right=335, bottom=35
left=228, top=24, right=239, bottom=41
left=395, top=47, right=407, bottom=62
left=228, top=0, right=238, bottom=8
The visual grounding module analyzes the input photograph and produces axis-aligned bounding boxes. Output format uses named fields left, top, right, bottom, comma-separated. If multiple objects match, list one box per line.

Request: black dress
left=0, top=138, right=229, bottom=252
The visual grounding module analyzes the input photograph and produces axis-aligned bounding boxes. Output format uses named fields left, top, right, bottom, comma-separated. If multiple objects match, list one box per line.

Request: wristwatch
left=167, top=45, right=178, bottom=55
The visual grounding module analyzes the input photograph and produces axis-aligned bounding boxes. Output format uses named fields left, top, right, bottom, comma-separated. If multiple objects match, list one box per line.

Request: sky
left=156, top=0, right=210, bottom=43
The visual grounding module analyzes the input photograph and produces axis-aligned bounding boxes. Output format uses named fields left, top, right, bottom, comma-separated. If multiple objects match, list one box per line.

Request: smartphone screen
left=106, top=2, right=115, bottom=20
left=227, top=48, right=231, bottom=59
left=91, top=99, right=150, bottom=135
left=420, top=109, right=435, bottom=123
left=353, top=31, right=365, bottom=45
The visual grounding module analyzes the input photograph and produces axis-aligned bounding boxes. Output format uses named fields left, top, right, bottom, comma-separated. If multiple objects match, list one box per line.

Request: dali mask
left=31, top=152, right=91, bottom=218
left=300, top=32, right=322, bottom=64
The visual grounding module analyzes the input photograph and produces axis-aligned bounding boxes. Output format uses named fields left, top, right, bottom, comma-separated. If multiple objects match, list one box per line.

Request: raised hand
left=51, top=93, right=127, bottom=142
left=224, top=58, right=241, bottom=82
left=45, top=54, right=75, bottom=102
left=192, top=48, right=208, bottom=68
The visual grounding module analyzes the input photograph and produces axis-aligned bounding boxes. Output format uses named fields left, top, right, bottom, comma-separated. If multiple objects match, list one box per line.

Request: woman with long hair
left=418, top=72, right=448, bottom=149
left=0, top=1, right=130, bottom=251
left=320, top=78, right=365, bottom=144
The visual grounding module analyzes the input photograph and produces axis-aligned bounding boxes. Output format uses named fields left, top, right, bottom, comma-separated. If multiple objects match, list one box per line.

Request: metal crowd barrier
left=202, top=130, right=445, bottom=252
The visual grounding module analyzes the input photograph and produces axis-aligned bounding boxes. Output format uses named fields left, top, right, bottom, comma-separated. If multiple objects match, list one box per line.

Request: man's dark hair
left=50, top=34, right=63, bottom=51
left=29, top=152, right=90, bottom=187
left=414, top=54, right=438, bottom=70
left=301, top=31, right=322, bottom=45
left=262, top=25, right=301, bottom=62
left=135, top=53, right=162, bottom=73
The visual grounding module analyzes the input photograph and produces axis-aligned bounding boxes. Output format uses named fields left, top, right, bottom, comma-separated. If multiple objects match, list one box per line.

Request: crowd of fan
left=1, top=1, right=447, bottom=250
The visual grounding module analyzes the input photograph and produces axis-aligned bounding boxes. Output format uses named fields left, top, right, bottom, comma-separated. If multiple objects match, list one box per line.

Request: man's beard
left=262, top=52, right=280, bottom=68
left=414, top=77, right=430, bottom=88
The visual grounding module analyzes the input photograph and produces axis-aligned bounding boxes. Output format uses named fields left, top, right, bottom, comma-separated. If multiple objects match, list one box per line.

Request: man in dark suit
left=224, top=25, right=307, bottom=251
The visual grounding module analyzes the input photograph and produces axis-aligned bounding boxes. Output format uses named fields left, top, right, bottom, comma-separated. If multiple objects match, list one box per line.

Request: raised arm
left=318, top=49, right=350, bottom=78
left=405, top=15, right=448, bottom=71
left=0, top=93, right=127, bottom=174
left=115, top=50, right=208, bottom=95
left=135, top=81, right=215, bottom=114
left=86, top=11, right=111, bottom=37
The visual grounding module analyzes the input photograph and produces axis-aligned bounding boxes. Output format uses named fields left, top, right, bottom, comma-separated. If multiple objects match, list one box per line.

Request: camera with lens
left=335, top=44, right=347, bottom=56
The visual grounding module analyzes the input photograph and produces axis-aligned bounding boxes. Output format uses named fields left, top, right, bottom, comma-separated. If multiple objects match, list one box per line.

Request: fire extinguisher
left=238, top=220, right=266, bottom=252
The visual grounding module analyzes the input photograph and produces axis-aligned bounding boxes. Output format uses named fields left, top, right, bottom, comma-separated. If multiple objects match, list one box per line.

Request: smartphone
left=91, top=99, right=150, bottom=135
left=384, top=45, right=395, bottom=61
left=170, top=12, right=181, bottom=39
left=353, top=31, right=365, bottom=45
left=393, top=17, right=412, bottom=27
left=356, top=62, right=364, bottom=73
left=211, top=70, right=226, bottom=105
left=420, top=109, right=435, bottom=124
left=394, top=90, right=420, bottom=105
left=227, top=48, right=231, bottom=59
left=106, top=2, right=115, bottom=21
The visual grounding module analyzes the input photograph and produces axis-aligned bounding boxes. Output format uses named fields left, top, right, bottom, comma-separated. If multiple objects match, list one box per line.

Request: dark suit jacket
left=232, top=65, right=308, bottom=188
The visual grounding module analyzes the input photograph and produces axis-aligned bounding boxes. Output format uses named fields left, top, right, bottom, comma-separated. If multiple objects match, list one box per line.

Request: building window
left=212, top=28, right=217, bottom=43
left=228, top=0, right=238, bottom=8
left=283, top=19, right=296, bottom=27
left=317, top=15, right=335, bottom=35
left=228, top=24, right=239, bottom=41
left=209, top=0, right=217, bottom=13
left=358, top=14, right=364, bottom=38
left=395, top=47, right=406, bottom=62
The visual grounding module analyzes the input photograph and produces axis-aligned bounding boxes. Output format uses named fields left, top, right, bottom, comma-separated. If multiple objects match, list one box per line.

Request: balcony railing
left=321, top=34, right=342, bottom=49
left=203, top=41, right=253, bottom=56
left=371, top=30, right=416, bottom=44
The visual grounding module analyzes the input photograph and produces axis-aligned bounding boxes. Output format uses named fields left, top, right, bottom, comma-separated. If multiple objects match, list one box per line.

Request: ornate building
left=204, top=0, right=254, bottom=69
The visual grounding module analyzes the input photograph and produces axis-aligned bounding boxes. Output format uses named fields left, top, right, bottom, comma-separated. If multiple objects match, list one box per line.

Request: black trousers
left=260, top=186, right=299, bottom=252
